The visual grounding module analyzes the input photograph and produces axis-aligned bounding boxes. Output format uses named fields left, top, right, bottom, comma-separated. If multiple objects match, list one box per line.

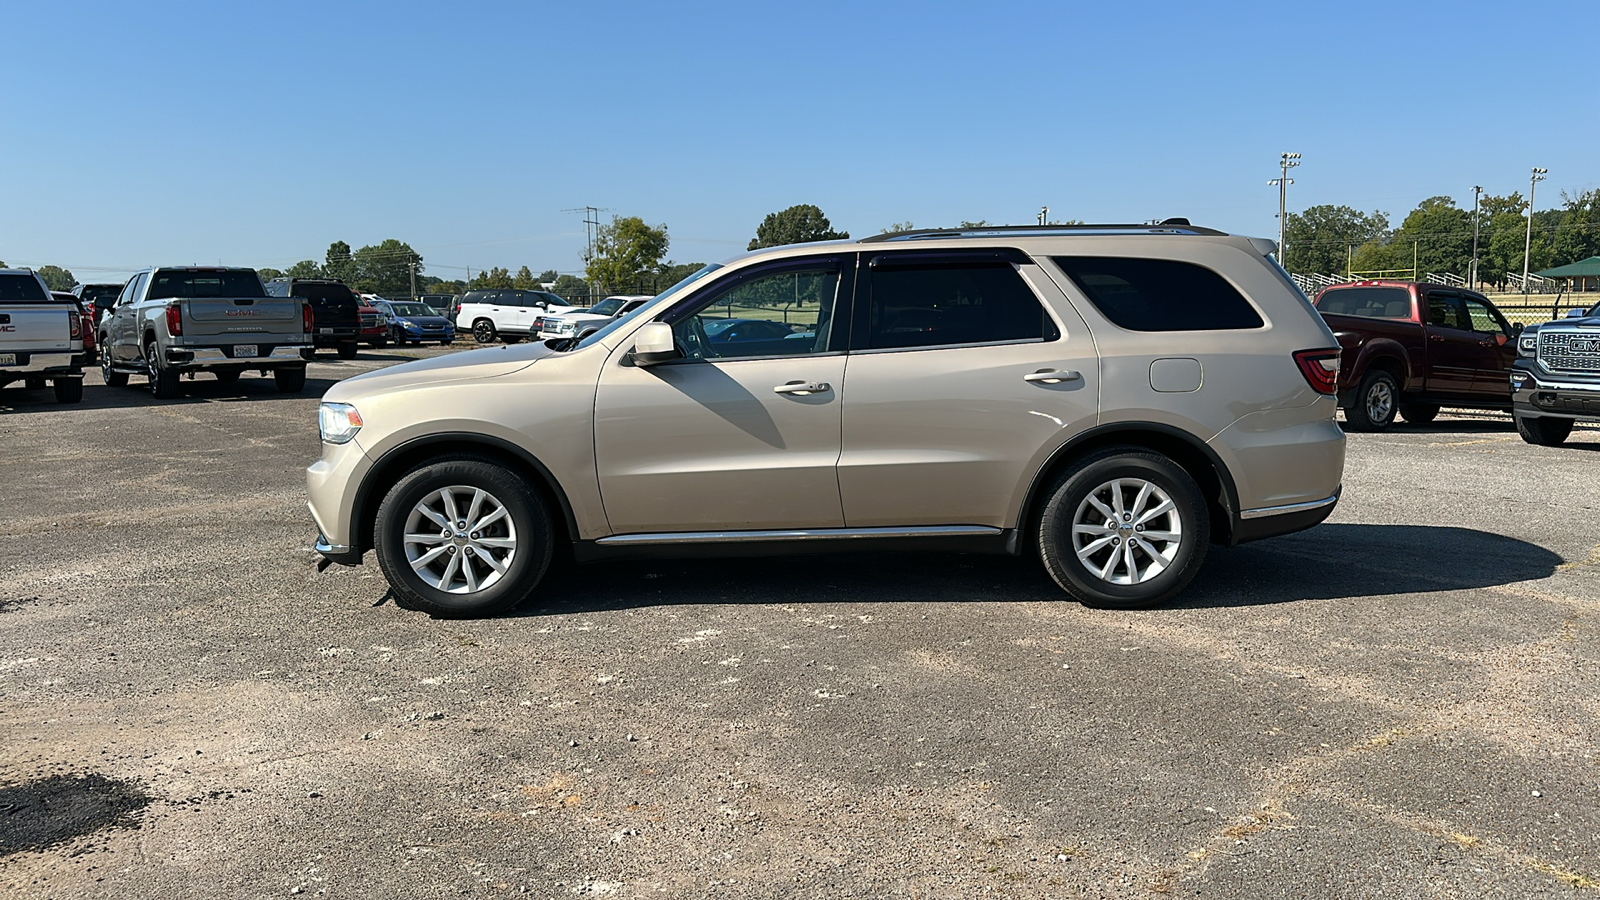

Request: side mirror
left=1567, top=308, right=1586, bottom=318
left=630, top=322, right=680, bottom=366
left=1511, top=322, right=1523, bottom=336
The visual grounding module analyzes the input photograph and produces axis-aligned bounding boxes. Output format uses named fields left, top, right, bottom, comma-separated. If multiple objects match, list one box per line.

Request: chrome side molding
left=1239, top=492, right=1340, bottom=521
left=595, top=525, right=1003, bottom=546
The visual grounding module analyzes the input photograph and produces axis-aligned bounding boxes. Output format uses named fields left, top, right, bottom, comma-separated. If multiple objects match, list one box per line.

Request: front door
left=1462, top=295, right=1517, bottom=398
left=593, top=257, right=854, bottom=534
left=837, top=251, right=1099, bottom=528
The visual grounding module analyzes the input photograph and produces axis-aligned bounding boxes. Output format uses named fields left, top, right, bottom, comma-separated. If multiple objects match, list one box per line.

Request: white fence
left=1504, top=272, right=1558, bottom=293
left=1424, top=272, right=1465, bottom=287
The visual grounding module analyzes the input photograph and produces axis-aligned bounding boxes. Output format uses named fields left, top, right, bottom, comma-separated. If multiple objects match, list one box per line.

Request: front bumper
left=1510, top=362, right=1600, bottom=419
left=307, top=438, right=374, bottom=568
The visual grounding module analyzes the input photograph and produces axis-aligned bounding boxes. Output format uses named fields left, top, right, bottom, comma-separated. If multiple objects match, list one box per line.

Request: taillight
left=532, top=316, right=545, bottom=331
left=1294, top=349, right=1340, bottom=395
left=68, top=309, right=82, bottom=339
left=303, top=304, right=315, bottom=333
left=165, top=303, right=183, bottom=336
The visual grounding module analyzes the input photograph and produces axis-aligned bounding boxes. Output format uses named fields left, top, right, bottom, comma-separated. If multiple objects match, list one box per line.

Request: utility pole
left=408, top=260, right=418, bottom=300
left=1268, top=152, right=1301, bottom=265
left=1523, top=167, right=1547, bottom=296
left=1470, top=185, right=1483, bottom=290
left=563, top=206, right=610, bottom=266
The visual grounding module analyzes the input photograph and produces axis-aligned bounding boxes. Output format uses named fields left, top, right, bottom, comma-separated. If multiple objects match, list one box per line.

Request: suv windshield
left=149, top=269, right=266, bottom=300
left=588, top=298, right=626, bottom=317
left=573, top=264, right=720, bottom=350
left=391, top=303, right=434, bottom=316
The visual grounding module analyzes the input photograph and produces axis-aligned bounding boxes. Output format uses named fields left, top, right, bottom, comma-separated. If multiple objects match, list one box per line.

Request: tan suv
left=307, top=223, right=1346, bottom=617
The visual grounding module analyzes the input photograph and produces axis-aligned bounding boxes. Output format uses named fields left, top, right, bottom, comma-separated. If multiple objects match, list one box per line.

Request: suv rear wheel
left=472, top=319, right=498, bottom=344
left=374, top=458, right=554, bottom=618
left=1037, top=448, right=1209, bottom=609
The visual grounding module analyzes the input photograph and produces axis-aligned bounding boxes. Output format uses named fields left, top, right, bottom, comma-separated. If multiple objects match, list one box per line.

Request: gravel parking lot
left=2, top=347, right=1597, bottom=899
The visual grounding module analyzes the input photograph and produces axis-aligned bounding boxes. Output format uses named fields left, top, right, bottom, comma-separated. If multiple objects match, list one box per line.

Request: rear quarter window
left=1052, top=257, right=1263, bottom=331
left=1314, top=286, right=1412, bottom=319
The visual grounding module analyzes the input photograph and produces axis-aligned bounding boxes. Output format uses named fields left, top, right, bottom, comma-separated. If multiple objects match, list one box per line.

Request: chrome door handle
left=773, top=381, right=830, bottom=395
left=1024, top=369, right=1082, bottom=384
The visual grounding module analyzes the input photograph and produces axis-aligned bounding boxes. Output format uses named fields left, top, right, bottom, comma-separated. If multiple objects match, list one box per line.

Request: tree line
left=1283, top=190, right=1600, bottom=289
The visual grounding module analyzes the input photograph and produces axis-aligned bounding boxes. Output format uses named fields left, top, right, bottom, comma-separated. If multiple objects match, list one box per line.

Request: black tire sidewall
left=1037, top=450, right=1209, bottom=609
left=274, top=367, right=306, bottom=393
left=473, top=320, right=496, bottom=343
left=374, top=459, right=553, bottom=618
left=1347, top=370, right=1398, bottom=431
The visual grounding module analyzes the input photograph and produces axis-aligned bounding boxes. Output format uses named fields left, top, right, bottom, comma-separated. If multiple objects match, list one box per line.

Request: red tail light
left=1293, top=349, right=1340, bottom=395
left=303, top=303, right=315, bottom=333
left=68, top=309, right=82, bottom=339
left=165, top=303, right=183, bottom=336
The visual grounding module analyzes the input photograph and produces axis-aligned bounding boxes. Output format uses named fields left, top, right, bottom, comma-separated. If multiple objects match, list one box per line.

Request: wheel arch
left=1016, top=423, right=1242, bottom=550
left=351, top=433, right=581, bottom=555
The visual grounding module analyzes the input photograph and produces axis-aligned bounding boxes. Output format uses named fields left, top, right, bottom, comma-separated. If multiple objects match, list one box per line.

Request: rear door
left=836, top=250, right=1097, bottom=528
left=1420, top=291, right=1478, bottom=394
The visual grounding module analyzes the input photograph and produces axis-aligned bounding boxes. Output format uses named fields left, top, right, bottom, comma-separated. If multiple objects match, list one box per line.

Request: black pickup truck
left=265, top=277, right=361, bottom=359
left=1511, top=298, right=1600, bottom=445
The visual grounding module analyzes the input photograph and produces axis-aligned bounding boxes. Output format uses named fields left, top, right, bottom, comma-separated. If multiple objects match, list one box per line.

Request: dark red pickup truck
left=1313, top=281, right=1520, bottom=430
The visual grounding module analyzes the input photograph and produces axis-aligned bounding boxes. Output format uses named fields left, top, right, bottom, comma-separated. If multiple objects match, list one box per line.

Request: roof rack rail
left=860, top=221, right=1227, bottom=243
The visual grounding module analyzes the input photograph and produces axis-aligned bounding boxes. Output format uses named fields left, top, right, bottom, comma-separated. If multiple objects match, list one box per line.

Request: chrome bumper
left=0, top=351, right=82, bottom=374
left=166, top=345, right=308, bottom=366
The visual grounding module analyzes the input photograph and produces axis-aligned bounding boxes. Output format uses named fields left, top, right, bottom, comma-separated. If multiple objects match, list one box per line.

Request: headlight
left=404, top=321, right=421, bottom=332
left=318, top=402, right=363, bottom=444
left=1518, top=333, right=1537, bottom=355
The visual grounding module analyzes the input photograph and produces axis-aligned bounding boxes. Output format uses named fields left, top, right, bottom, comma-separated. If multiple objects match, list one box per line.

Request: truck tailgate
left=181, top=297, right=303, bottom=338
left=0, top=304, right=75, bottom=353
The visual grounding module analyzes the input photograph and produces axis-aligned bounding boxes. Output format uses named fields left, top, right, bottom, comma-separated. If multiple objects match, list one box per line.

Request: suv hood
left=397, top=314, right=451, bottom=327
left=325, top=343, right=550, bottom=402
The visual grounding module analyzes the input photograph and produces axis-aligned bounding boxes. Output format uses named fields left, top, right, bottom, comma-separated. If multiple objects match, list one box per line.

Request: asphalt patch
left=0, top=773, right=152, bottom=856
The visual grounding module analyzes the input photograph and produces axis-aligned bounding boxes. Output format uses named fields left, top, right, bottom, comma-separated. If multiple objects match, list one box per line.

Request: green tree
left=324, top=241, right=354, bottom=283
left=286, top=259, right=322, bottom=278
left=512, top=266, right=538, bottom=289
left=1386, top=197, right=1472, bottom=279
left=1282, top=205, right=1390, bottom=275
left=880, top=221, right=916, bottom=234
left=351, top=239, right=422, bottom=296
left=657, top=261, right=707, bottom=290
left=748, top=204, right=848, bottom=250
left=257, top=267, right=285, bottom=281
left=36, top=265, right=76, bottom=290
left=549, top=274, right=590, bottom=303
left=469, top=267, right=514, bottom=290
left=587, top=216, right=670, bottom=292
left=537, top=269, right=559, bottom=285
left=1550, top=189, right=1600, bottom=268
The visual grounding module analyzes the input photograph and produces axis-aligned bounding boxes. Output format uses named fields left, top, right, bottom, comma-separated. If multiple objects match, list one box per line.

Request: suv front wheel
left=374, top=458, right=554, bottom=618
left=1036, top=448, right=1209, bottom=609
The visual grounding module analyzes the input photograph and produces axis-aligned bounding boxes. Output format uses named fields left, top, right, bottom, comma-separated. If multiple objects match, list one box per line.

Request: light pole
left=1470, top=185, right=1482, bottom=290
left=1523, top=167, right=1547, bottom=295
left=1268, top=152, right=1301, bottom=266
left=1038, top=206, right=1048, bottom=226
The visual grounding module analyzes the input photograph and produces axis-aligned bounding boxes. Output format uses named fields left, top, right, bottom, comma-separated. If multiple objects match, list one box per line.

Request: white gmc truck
left=100, top=266, right=311, bottom=398
left=0, top=268, right=86, bottom=403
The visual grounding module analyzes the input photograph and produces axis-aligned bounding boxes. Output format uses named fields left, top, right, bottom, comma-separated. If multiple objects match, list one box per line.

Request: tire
left=25, top=377, right=45, bottom=392
left=53, top=378, right=83, bottom=404
left=1344, top=370, right=1398, bottom=432
left=1036, top=448, right=1209, bottom=609
left=146, top=340, right=179, bottom=399
left=337, top=342, right=358, bottom=360
left=1515, top=413, right=1573, bottom=447
left=274, top=366, right=307, bottom=394
left=502, top=335, right=523, bottom=345
left=374, top=458, right=554, bottom=618
left=101, top=348, right=128, bottom=387
left=472, top=319, right=497, bottom=344
left=214, top=368, right=242, bottom=384
left=1398, top=402, right=1439, bottom=425
left=371, top=338, right=388, bottom=348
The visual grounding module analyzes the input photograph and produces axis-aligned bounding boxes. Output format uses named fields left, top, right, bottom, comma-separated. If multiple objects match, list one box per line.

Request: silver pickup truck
left=0, top=268, right=86, bottom=403
left=99, top=267, right=311, bottom=398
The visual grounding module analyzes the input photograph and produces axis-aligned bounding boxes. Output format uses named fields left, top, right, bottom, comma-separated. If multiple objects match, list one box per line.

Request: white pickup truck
left=536, top=294, right=653, bottom=340
left=99, top=267, right=312, bottom=398
left=0, top=268, right=86, bottom=403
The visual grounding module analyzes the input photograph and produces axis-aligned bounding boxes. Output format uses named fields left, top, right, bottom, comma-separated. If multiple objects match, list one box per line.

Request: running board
left=595, top=525, right=1002, bottom=545
left=576, top=526, right=1012, bottom=562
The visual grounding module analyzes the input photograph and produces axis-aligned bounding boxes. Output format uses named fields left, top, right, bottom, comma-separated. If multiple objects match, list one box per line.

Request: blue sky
left=4, top=0, right=1596, bottom=284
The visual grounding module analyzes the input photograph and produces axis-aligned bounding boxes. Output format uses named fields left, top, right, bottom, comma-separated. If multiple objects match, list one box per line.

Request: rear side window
left=1315, top=286, right=1412, bottom=319
left=1052, top=257, right=1263, bottom=331
left=862, top=260, right=1056, bottom=350
left=149, top=270, right=266, bottom=300
left=0, top=273, right=50, bottom=303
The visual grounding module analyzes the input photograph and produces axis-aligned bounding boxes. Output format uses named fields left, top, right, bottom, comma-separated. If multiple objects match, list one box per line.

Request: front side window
left=671, top=265, right=842, bottom=360
left=1426, top=293, right=1469, bottom=331
left=1052, top=257, right=1263, bottom=331
left=861, top=258, right=1055, bottom=350
left=1463, top=297, right=1508, bottom=335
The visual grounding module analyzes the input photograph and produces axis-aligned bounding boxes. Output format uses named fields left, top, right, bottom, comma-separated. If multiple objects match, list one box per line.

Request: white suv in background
left=538, top=295, right=653, bottom=340
left=458, top=289, right=575, bottom=344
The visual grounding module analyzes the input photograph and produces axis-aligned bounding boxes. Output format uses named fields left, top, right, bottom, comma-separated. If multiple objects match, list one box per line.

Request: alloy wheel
left=402, top=485, right=517, bottom=594
left=1070, top=477, right=1183, bottom=585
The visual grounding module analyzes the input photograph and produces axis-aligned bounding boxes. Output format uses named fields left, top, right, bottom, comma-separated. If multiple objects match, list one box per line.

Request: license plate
left=0, top=354, right=15, bottom=366
left=319, top=327, right=334, bottom=334
left=233, top=345, right=257, bottom=358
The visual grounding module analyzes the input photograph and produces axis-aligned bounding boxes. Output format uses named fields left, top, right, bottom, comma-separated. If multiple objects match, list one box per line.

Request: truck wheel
left=1036, top=447, right=1209, bottom=609
left=472, top=319, right=498, bottom=344
left=337, top=342, right=358, bottom=360
left=101, top=350, right=128, bottom=387
left=1344, top=370, right=1398, bottom=432
left=1398, top=402, right=1439, bottom=425
left=371, top=338, right=388, bottom=348
left=146, top=341, right=179, bottom=399
left=274, top=366, right=307, bottom=394
left=215, top=369, right=242, bottom=384
left=53, top=378, right=83, bottom=404
left=1515, top=413, right=1573, bottom=447
left=25, top=377, right=46, bottom=392
left=374, top=458, right=555, bottom=618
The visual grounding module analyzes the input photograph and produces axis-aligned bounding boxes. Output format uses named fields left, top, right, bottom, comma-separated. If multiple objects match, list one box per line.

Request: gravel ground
left=1, top=347, right=1597, bottom=899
